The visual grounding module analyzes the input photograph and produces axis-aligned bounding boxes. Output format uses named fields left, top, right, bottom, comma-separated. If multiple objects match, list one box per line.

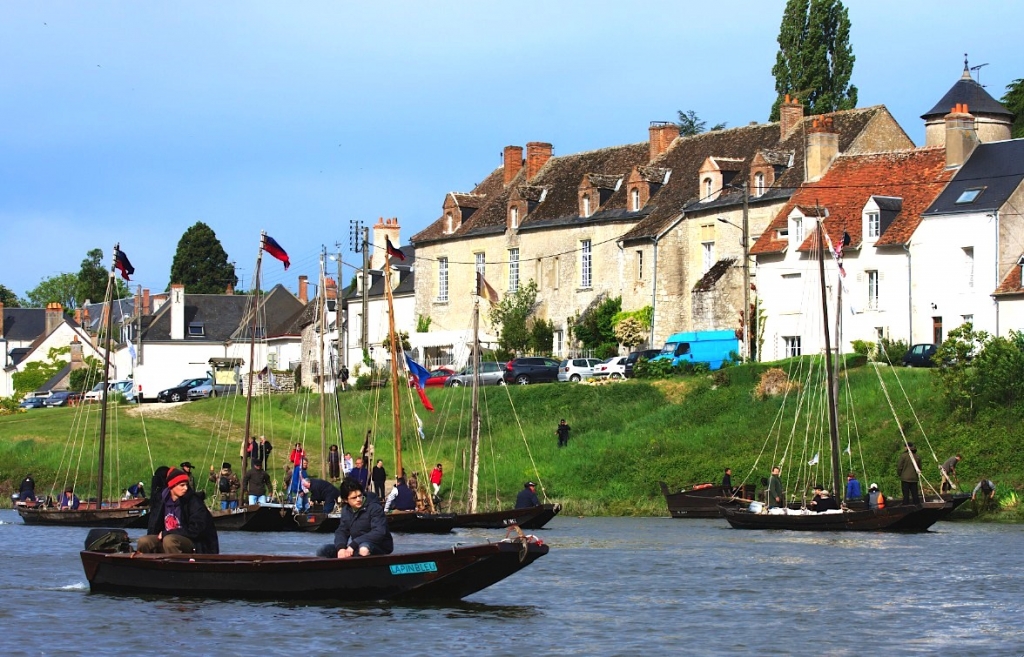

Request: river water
left=1, top=510, right=1022, bottom=655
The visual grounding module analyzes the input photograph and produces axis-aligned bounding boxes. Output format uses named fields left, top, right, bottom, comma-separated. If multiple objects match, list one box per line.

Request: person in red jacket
left=289, top=442, right=305, bottom=467
left=429, top=464, right=443, bottom=496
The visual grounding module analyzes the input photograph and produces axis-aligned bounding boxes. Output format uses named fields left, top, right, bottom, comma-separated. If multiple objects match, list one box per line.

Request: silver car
left=445, top=361, right=506, bottom=387
left=557, top=358, right=604, bottom=382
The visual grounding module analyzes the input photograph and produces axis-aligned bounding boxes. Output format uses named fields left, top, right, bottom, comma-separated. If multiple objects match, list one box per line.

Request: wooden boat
left=453, top=503, right=562, bottom=530
left=659, top=482, right=755, bottom=519
left=297, top=509, right=458, bottom=534
left=81, top=532, right=548, bottom=602
left=17, top=244, right=150, bottom=529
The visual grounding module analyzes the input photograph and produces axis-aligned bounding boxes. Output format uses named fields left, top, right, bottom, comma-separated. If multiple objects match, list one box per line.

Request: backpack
left=219, top=474, right=231, bottom=493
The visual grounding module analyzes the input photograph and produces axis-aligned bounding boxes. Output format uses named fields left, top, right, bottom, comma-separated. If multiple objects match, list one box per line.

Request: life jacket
left=219, top=472, right=232, bottom=493
left=869, top=491, right=885, bottom=509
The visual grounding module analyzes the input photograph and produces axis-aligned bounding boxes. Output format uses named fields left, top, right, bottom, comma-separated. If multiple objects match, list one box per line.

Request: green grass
left=2, top=362, right=1021, bottom=519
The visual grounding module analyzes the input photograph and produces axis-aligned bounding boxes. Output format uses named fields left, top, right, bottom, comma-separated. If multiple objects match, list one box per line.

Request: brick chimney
left=945, top=103, right=979, bottom=169
left=526, top=142, right=553, bottom=181
left=70, top=337, right=84, bottom=370
left=298, top=275, right=309, bottom=304
left=325, top=277, right=337, bottom=300
left=503, top=146, right=524, bottom=185
left=805, top=115, right=839, bottom=182
left=142, top=288, right=151, bottom=316
left=0, top=301, right=5, bottom=339
left=170, top=284, right=185, bottom=341
left=371, top=217, right=401, bottom=271
left=45, top=302, right=63, bottom=336
left=225, top=282, right=234, bottom=295
left=779, top=94, right=804, bottom=139
left=649, top=121, right=680, bottom=161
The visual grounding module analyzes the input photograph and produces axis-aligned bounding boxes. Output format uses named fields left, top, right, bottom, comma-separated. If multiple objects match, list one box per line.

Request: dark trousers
left=901, top=480, right=921, bottom=505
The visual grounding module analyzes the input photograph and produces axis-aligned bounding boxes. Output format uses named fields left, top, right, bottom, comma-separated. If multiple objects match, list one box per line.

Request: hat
left=525, top=481, right=536, bottom=488
left=869, top=483, right=878, bottom=491
left=64, top=486, right=73, bottom=493
left=180, top=461, right=194, bottom=469
left=166, top=468, right=189, bottom=488
left=222, top=462, right=231, bottom=470
left=812, top=483, right=823, bottom=491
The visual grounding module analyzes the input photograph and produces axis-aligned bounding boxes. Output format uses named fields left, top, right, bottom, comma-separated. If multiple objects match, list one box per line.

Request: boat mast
left=96, top=244, right=120, bottom=508
left=242, top=233, right=266, bottom=475
left=318, top=249, right=328, bottom=480
left=382, top=258, right=403, bottom=483
left=468, top=298, right=481, bottom=513
left=816, top=220, right=843, bottom=501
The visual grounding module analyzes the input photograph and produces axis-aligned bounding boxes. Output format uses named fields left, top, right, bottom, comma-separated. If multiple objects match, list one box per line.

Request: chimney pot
left=503, top=146, right=524, bottom=186
left=298, top=275, right=309, bottom=304
left=525, top=142, right=553, bottom=180
left=779, top=96, right=804, bottom=139
left=45, top=303, right=63, bottom=336
left=648, top=121, right=680, bottom=162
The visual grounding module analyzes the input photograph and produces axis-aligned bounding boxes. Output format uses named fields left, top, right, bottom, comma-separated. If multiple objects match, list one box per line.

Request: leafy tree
left=769, top=0, right=857, bottom=120
left=612, top=306, right=653, bottom=349
left=572, top=295, right=621, bottom=356
left=76, top=248, right=130, bottom=304
left=68, top=355, right=103, bottom=392
left=416, top=314, right=432, bottom=332
left=489, top=280, right=538, bottom=355
left=169, top=222, right=237, bottom=294
left=935, top=323, right=988, bottom=417
left=380, top=330, right=411, bottom=354
left=676, top=110, right=727, bottom=137
left=1001, top=78, right=1024, bottom=139
left=527, top=318, right=554, bottom=356
left=25, top=272, right=80, bottom=309
left=0, top=284, right=21, bottom=307
left=11, top=346, right=69, bottom=394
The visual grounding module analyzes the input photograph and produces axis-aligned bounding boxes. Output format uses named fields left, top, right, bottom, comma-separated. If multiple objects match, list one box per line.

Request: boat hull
left=660, top=482, right=755, bottom=519
left=211, top=504, right=328, bottom=532
left=17, top=503, right=148, bottom=528
left=720, top=503, right=942, bottom=532
left=80, top=541, right=548, bottom=601
left=452, top=504, right=561, bottom=529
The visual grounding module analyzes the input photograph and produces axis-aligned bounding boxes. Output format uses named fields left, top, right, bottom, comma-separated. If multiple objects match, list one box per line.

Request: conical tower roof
left=922, top=60, right=1013, bottom=120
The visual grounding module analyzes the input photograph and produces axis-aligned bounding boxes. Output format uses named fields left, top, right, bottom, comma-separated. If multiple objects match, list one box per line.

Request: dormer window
left=188, top=322, right=205, bottom=337
left=791, top=217, right=804, bottom=244
left=754, top=172, right=765, bottom=197
left=582, top=195, right=591, bottom=218
left=446, top=213, right=454, bottom=234
left=510, top=206, right=519, bottom=229
left=703, top=178, right=713, bottom=201
left=866, top=212, right=880, bottom=239
left=631, top=188, right=640, bottom=211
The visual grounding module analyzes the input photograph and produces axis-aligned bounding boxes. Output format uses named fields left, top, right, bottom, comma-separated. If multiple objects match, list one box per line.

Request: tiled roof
left=923, top=139, right=1024, bottom=216
left=750, top=147, right=952, bottom=256
left=993, top=259, right=1024, bottom=296
left=585, top=173, right=623, bottom=189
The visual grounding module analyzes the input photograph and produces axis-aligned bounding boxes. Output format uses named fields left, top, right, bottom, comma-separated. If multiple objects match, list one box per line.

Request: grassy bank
left=2, top=362, right=1021, bottom=519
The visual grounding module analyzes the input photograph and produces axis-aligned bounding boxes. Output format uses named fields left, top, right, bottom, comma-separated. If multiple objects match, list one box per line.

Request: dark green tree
left=572, top=295, right=621, bottom=357
left=676, top=110, right=727, bottom=136
left=169, top=222, right=237, bottom=294
left=489, top=279, right=538, bottom=355
left=0, top=284, right=21, bottom=307
left=527, top=318, right=554, bottom=356
left=769, top=0, right=857, bottom=120
left=25, top=273, right=80, bottom=309
left=76, top=248, right=130, bottom=304
left=1001, top=78, right=1024, bottom=138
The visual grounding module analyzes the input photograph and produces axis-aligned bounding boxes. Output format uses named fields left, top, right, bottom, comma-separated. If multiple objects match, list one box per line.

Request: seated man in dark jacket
left=330, top=478, right=393, bottom=558
left=383, top=476, right=416, bottom=513
left=138, top=467, right=219, bottom=554
left=515, top=481, right=540, bottom=509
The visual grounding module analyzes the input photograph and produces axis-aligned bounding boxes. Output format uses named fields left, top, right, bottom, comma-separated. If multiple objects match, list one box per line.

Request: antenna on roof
left=970, top=61, right=989, bottom=87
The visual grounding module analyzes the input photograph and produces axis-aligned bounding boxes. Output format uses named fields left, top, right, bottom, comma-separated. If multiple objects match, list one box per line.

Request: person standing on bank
left=330, top=478, right=393, bottom=558
left=515, top=481, right=540, bottom=509
left=721, top=468, right=733, bottom=496
left=556, top=419, right=571, bottom=448
left=767, top=466, right=784, bottom=509
left=940, top=454, right=962, bottom=493
left=429, top=463, right=443, bottom=497
left=243, top=460, right=272, bottom=505
left=371, top=459, right=387, bottom=498
left=972, top=479, right=997, bottom=510
left=180, top=462, right=196, bottom=489
left=253, top=435, right=273, bottom=466
left=897, top=443, right=922, bottom=505
left=138, top=467, right=219, bottom=554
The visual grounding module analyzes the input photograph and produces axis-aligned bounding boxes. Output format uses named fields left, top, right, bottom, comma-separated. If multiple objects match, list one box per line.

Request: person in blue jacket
left=330, top=478, right=393, bottom=558
left=845, top=472, right=862, bottom=501
left=288, top=457, right=309, bottom=503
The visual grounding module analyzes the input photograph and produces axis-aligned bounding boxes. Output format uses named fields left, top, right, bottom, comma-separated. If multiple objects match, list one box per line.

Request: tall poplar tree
left=1002, top=78, right=1024, bottom=138
left=169, top=222, right=237, bottom=294
left=769, top=0, right=857, bottom=120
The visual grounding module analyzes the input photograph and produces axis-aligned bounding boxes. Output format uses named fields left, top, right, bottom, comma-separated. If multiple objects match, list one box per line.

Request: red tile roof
left=994, top=259, right=1024, bottom=296
left=750, top=148, right=953, bottom=256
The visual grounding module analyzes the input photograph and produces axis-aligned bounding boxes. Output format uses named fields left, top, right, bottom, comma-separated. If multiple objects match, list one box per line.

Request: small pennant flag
left=114, top=249, right=135, bottom=281
left=386, top=237, right=406, bottom=262
left=128, top=342, right=137, bottom=365
left=844, top=443, right=851, bottom=455
left=476, top=272, right=499, bottom=305
left=263, top=235, right=291, bottom=270
left=808, top=452, right=819, bottom=466
left=414, top=411, right=426, bottom=440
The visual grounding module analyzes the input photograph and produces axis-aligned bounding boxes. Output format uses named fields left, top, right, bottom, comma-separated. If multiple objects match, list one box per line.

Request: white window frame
left=508, top=248, right=519, bottom=293
left=867, top=270, right=879, bottom=310
left=554, top=330, right=564, bottom=356
left=581, top=240, right=592, bottom=288
left=437, top=257, right=449, bottom=302
left=446, top=213, right=453, bottom=234
left=636, top=250, right=644, bottom=280
left=702, top=241, right=714, bottom=274
left=631, top=188, right=640, bottom=211
left=510, top=206, right=519, bottom=229
left=703, top=177, right=713, bottom=200
left=754, top=172, right=765, bottom=197
left=963, top=247, right=974, bottom=288
left=866, top=212, right=880, bottom=239
left=582, top=195, right=591, bottom=218
left=475, top=252, right=485, bottom=278
left=784, top=336, right=802, bottom=357
left=792, top=217, right=804, bottom=244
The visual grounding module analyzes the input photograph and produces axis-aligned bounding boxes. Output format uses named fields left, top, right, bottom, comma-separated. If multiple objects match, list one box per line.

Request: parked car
left=445, top=361, right=506, bottom=387
left=44, top=391, right=83, bottom=407
left=84, top=380, right=137, bottom=403
left=19, top=396, right=48, bottom=410
left=83, top=382, right=106, bottom=403
left=624, top=349, right=661, bottom=378
left=593, top=356, right=628, bottom=379
left=503, top=357, right=562, bottom=385
left=557, top=358, right=604, bottom=382
left=188, top=378, right=238, bottom=399
left=424, top=366, right=456, bottom=388
left=902, top=343, right=937, bottom=367
left=157, top=377, right=209, bottom=403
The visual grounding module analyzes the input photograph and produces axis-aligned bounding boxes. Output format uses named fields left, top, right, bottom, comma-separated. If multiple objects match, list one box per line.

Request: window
left=792, top=217, right=804, bottom=243
left=554, top=330, right=563, bottom=356
left=962, top=314, right=974, bottom=326
left=963, top=247, right=974, bottom=288
left=703, top=177, right=713, bottom=200
left=446, top=213, right=453, bottom=234
left=581, top=240, right=592, bottom=288
left=867, top=270, right=879, bottom=310
left=188, top=322, right=205, bottom=337
left=437, top=258, right=449, bottom=302
left=510, top=206, right=519, bottom=229
left=955, top=187, right=985, bottom=204
left=636, top=250, right=644, bottom=280
left=702, top=241, right=714, bottom=274
left=784, top=336, right=802, bottom=357
left=475, top=252, right=485, bottom=278
left=875, top=327, right=885, bottom=340
left=508, top=248, right=519, bottom=292
left=553, top=256, right=560, bottom=289
left=582, top=195, right=591, bottom=218
left=631, top=188, right=640, bottom=211
left=268, top=352, right=278, bottom=369
left=754, top=172, right=765, bottom=197
left=866, top=212, right=880, bottom=239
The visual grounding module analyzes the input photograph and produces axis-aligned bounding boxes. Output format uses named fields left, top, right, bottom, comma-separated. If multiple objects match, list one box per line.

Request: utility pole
left=333, top=242, right=344, bottom=370
left=361, top=225, right=370, bottom=356
left=741, top=182, right=750, bottom=362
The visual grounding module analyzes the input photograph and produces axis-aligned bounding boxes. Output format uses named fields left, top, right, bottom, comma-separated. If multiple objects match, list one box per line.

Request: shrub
left=877, top=337, right=908, bottom=364
left=635, top=358, right=674, bottom=379
left=851, top=339, right=874, bottom=359
left=711, top=369, right=731, bottom=387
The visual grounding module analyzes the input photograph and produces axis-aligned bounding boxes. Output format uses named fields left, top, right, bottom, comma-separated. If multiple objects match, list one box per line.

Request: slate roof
left=342, top=247, right=416, bottom=303
left=80, top=298, right=135, bottom=333
left=142, top=285, right=303, bottom=343
left=923, top=139, right=1024, bottom=216
left=1, top=308, right=47, bottom=341
left=922, top=67, right=1013, bottom=119
left=751, top=147, right=953, bottom=256
left=993, top=259, right=1024, bottom=296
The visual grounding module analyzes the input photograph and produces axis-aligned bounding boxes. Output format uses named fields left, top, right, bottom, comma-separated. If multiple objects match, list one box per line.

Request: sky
left=2, top=1, right=1021, bottom=302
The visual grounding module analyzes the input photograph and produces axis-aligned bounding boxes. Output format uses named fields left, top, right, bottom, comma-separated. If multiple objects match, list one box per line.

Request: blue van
left=651, top=330, right=739, bottom=371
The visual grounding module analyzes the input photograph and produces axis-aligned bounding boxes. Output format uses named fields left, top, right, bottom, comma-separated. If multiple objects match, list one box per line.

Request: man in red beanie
left=137, top=467, right=219, bottom=554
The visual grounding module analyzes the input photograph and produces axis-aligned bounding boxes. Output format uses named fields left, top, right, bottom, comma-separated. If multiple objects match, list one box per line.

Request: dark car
left=624, top=349, right=662, bottom=378
left=902, top=343, right=937, bottom=368
left=19, top=396, right=48, bottom=410
left=502, top=357, right=561, bottom=385
left=157, top=377, right=209, bottom=403
left=44, top=391, right=83, bottom=407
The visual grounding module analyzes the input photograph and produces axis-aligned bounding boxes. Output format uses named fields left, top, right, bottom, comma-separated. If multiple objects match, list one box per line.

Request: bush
left=634, top=358, right=674, bottom=379
left=711, top=369, right=731, bottom=387
left=877, top=337, right=908, bottom=364
left=851, top=339, right=873, bottom=359
left=0, top=396, right=23, bottom=416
